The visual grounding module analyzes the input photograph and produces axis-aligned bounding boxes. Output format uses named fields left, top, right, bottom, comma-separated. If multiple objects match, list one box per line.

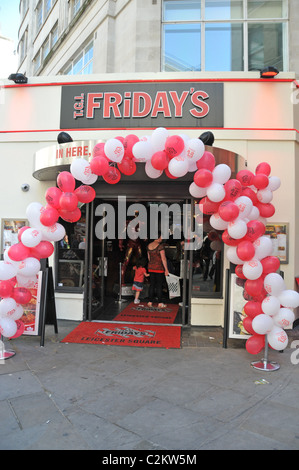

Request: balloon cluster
left=1, top=127, right=298, bottom=357
left=189, top=158, right=299, bottom=354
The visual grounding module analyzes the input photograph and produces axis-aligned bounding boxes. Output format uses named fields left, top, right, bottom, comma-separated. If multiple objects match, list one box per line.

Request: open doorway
left=85, top=197, right=191, bottom=325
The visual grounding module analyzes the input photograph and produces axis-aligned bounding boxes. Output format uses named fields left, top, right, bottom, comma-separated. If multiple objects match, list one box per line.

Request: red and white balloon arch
left=0, top=128, right=298, bottom=354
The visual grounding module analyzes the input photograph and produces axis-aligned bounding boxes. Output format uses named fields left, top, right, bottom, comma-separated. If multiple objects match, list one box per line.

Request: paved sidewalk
left=1, top=320, right=299, bottom=450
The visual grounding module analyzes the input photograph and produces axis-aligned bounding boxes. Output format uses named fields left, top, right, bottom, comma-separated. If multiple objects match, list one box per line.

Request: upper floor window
left=63, top=41, right=93, bottom=75
left=162, top=0, right=288, bottom=72
left=35, top=0, right=56, bottom=35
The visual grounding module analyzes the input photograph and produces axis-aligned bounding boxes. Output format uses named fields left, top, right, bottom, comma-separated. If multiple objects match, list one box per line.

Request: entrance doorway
left=83, top=197, right=192, bottom=325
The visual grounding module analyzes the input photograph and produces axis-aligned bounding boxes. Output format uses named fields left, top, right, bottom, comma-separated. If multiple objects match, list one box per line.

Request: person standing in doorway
left=147, top=234, right=169, bottom=308
left=132, top=258, right=149, bottom=304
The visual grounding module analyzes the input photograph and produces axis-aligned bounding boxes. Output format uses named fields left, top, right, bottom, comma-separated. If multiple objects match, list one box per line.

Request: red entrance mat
left=114, top=302, right=179, bottom=324
left=61, top=322, right=181, bottom=349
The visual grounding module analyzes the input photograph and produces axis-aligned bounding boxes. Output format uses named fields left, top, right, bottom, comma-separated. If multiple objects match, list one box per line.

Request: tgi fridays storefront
left=1, top=72, right=298, bottom=328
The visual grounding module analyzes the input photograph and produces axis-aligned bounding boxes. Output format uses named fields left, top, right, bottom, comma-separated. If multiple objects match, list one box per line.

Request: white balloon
left=189, top=182, right=207, bottom=198
left=206, top=182, right=225, bottom=202
left=26, top=202, right=43, bottom=228
left=151, top=127, right=169, bottom=152
left=17, top=274, right=38, bottom=289
left=41, top=223, right=66, bottom=242
left=234, top=196, right=253, bottom=219
left=80, top=172, right=98, bottom=185
left=264, top=273, right=286, bottom=296
left=104, top=138, right=124, bottom=163
left=253, top=236, right=273, bottom=260
left=185, top=138, right=204, bottom=163
left=168, top=156, right=189, bottom=177
left=132, top=141, right=153, bottom=162
left=0, top=261, right=18, bottom=281
left=70, top=159, right=90, bottom=181
left=226, top=246, right=244, bottom=265
left=278, top=289, right=299, bottom=309
left=267, top=326, right=288, bottom=351
left=257, top=189, right=273, bottom=203
left=228, top=218, right=247, bottom=239
left=252, top=314, right=274, bottom=335
left=247, top=206, right=260, bottom=221
left=0, top=317, right=17, bottom=338
left=267, top=176, right=281, bottom=191
left=261, top=295, right=281, bottom=316
left=145, top=161, right=162, bottom=179
left=188, top=160, right=198, bottom=172
left=10, top=304, right=24, bottom=321
left=212, top=164, right=231, bottom=184
left=273, top=308, right=295, bottom=329
left=0, top=297, right=17, bottom=318
left=242, top=259, right=263, bottom=280
left=18, top=257, right=41, bottom=277
left=210, top=213, right=229, bottom=231
left=21, top=228, right=42, bottom=248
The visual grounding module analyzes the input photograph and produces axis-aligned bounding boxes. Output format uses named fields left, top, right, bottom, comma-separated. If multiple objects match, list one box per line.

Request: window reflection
left=205, top=0, right=243, bottom=20
left=163, top=24, right=201, bottom=71
left=205, top=23, right=243, bottom=71
left=56, top=208, right=86, bottom=291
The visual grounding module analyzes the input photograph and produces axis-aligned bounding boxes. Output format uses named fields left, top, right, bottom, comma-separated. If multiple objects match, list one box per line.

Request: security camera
left=21, top=183, right=30, bottom=192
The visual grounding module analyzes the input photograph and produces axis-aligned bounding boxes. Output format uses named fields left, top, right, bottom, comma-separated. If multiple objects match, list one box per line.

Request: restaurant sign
left=60, top=81, right=224, bottom=129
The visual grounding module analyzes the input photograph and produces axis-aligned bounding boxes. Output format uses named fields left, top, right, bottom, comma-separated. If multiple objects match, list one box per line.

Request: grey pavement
left=1, top=320, right=299, bottom=451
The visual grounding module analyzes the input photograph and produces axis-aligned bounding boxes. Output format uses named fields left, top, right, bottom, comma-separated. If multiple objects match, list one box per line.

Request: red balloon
left=165, top=135, right=185, bottom=158
left=245, top=220, right=265, bottom=242
left=8, top=243, right=31, bottom=261
left=90, top=156, right=109, bottom=176
left=123, top=134, right=139, bottom=159
left=244, top=301, right=262, bottom=318
left=256, top=202, right=275, bottom=218
left=246, top=334, right=265, bottom=355
left=13, top=287, right=32, bottom=304
left=59, top=192, right=78, bottom=211
left=241, top=187, right=258, bottom=206
left=151, top=151, right=168, bottom=170
left=57, top=171, right=76, bottom=192
left=40, top=205, right=60, bottom=227
left=45, top=187, right=62, bottom=209
left=0, top=280, right=14, bottom=298
left=75, top=185, right=96, bottom=203
left=219, top=201, right=239, bottom=221
left=236, top=240, right=255, bottom=261
left=235, top=264, right=246, bottom=279
left=194, top=169, right=213, bottom=188
left=261, top=256, right=280, bottom=274
left=30, top=241, right=54, bottom=259
left=236, top=169, right=254, bottom=186
left=253, top=173, right=269, bottom=189
left=92, top=142, right=105, bottom=158
left=59, top=207, right=82, bottom=223
left=243, top=316, right=255, bottom=335
left=255, top=162, right=271, bottom=176
left=117, top=157, right=137, bottom=175
left=103, top=167, right=121, bottom=184
left=199, top=197, right=220, bottom=215
left=244, top=277, right=265, bottom=296
left=17, top=226, right=30, bottom=242
left=196, top=151, right=215, bottom=171
left=224, top=179, right=242, bottom=201
left=10, top=320, right=25, bottom=339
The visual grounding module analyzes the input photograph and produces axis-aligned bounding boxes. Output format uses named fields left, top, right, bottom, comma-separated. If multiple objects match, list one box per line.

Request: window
left=64, top=42, right=94, bottom=75
left=55, top=208, right=86, bottom=292
left=33, top=22, right=59, bottom=72
left=162, top=0, right=288, bottom=72
left=35, top=0, right=56, bottom=35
